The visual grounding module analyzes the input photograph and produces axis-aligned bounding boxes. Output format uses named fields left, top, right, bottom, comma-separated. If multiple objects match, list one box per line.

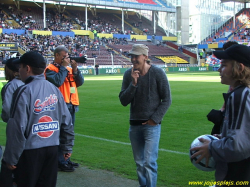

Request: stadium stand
left=0, top=0, right=197, bottom=67
left=0, top=0, right=173, bottom=35
left=203, top=8, right=250, bottom=44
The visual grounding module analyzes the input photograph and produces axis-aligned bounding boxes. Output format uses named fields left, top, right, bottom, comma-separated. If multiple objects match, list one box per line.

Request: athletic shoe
left=58, top=164, right=75, bottom=172
left=68, top=160, right=79, bottom=168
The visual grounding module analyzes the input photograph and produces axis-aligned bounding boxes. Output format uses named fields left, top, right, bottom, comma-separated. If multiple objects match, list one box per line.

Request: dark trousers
left=58, top=104, right=75, bottom=165
left=15, top=146, right=58, bottom=187
left=0, top=160, right=14, bottom=187
left=223, top=157, right=250, bottom=187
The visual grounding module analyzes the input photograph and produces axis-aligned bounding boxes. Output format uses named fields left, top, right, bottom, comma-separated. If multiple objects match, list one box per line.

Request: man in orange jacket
left=45, top=45, right=84, bottom=172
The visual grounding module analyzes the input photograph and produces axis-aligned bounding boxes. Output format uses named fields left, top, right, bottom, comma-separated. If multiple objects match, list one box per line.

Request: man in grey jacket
left=2, top=51, right=74, bottom=187
left=119, top=44, right=172, bottom=187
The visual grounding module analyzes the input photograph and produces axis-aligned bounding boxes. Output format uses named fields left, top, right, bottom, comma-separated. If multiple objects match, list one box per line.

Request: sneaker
left=58, top=164, right=75, bottom=172
left=68, top=160, right=79, bottom=168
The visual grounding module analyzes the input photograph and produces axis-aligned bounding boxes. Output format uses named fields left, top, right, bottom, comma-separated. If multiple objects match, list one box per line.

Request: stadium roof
left=221, top=0, right=250, bottom=3
left=9, top=0, right=176, bottom=12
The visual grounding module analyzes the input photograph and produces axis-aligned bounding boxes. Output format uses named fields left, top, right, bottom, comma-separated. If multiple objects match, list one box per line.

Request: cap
left=14, top=51, right=46, bottom=69
left=213, top=44, right=250, bottom=67
left=5, top=58, right=19, bottom=72
left=128, top=44, right=149, bottom=56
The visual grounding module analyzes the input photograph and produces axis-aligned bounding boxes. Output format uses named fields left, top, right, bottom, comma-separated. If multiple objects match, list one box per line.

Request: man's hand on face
left=61, top=56, right=70, bottom=67
left=131, top=67, right=140, bottom=86
left=70, top=60, right=78, bottom=72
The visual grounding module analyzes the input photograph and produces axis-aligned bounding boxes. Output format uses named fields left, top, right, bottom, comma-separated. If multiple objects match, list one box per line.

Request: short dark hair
left=4, top=65, right=17, bottom=81
left=21, top=63, right=46, bottom=75
left=54, top=45, right=68, bottom=57
left=223, top=41, right=238, bottom=50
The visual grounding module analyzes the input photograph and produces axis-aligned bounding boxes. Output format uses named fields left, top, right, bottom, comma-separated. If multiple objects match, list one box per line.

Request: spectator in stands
left=178, top=45, right=183, bottom=52
left=132, top=37, right=136, bottom=42
left=202, top=49, right=206, bottom=59
left=138, top=19, right=142, bottom=27
left=0, top=51, right=3, bottom=61
left=199, top=50, right=203, bottom=59
left=213, top=36, right=217, bottom=42
left=119, top=44, right=172, bottom=187
left=92, top=53, right=97, bottom=58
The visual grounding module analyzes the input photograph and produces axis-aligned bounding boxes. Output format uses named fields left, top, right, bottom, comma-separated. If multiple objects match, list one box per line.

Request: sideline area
left=0, top=146, right=139, bottom=187
left=56, top=166, right=138, bottom=187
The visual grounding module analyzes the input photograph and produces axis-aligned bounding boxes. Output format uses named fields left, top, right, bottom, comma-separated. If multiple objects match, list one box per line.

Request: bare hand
left=142, top=119, right=157, bottom=126
left=61, top=56, right=70, bottom=67
left=131, top=67, right=140, bottom=86
left=213, top=134, right=222, bottom=139
left=70, top=60, right=78, bottom=72
left=190, top=138, right=211, bottom=167
left=64, top=153, right=72, bottom=160
left=7, top=164, right=16, bottom=170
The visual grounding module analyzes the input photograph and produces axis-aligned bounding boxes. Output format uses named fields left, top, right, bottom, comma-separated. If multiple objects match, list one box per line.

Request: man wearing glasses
left=45, top=45, right=84, bottom=172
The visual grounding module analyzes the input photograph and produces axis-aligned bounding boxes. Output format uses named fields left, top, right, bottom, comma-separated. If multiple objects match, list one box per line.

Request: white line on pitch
left=75, top=133, right=188, bottom=155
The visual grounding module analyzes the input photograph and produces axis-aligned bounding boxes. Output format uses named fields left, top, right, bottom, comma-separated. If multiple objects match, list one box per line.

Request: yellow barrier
left=0, top=28, right=2, bottom=34
left=32, top=30, right=52, bottom=35
left=97, top=33, right=113, bottom=39
left=208, top=43, right=218, bottom=48
left=156, top=56, right=188, bottom=64
left=89, top=31, right=94, bottom=39
left=162, top=36, right=177, bottom=41
left=131, top=35, right=147, bottom=40
left=72, top=30, right=92, bottom=36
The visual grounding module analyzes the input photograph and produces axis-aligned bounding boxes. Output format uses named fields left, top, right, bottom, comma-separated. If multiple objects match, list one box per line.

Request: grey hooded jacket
left=209, top=85, right=250, bottom=181
left=3, top=74, right=74, bottom=165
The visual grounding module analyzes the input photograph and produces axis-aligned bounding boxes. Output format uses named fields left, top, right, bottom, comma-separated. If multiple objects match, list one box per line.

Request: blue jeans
left=58, top=104, right=76, bottom=165
left=129, top=124, right=161, bottom=187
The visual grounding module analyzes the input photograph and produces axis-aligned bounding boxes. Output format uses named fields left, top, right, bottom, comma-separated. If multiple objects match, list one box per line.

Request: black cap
left=6, top=58, right=19, bottom=72
left=14, top=51, right=46, bottom=69
left=213, top=44, right=250, bottom=67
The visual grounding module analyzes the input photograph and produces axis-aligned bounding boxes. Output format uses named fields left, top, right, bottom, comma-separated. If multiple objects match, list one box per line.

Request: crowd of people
left=204, top=9, right=250, bottom=44
left=0, top=31, right=133, bottom=65
left=0, top=2, right=156, bottom=37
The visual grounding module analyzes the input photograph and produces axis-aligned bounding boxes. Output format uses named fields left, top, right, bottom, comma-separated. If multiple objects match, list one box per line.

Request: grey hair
left=54, top=45, right=68, bottom=57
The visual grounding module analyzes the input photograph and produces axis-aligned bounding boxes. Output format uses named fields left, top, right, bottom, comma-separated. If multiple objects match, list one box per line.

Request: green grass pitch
left=0, top=71, right=228, bottom=187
